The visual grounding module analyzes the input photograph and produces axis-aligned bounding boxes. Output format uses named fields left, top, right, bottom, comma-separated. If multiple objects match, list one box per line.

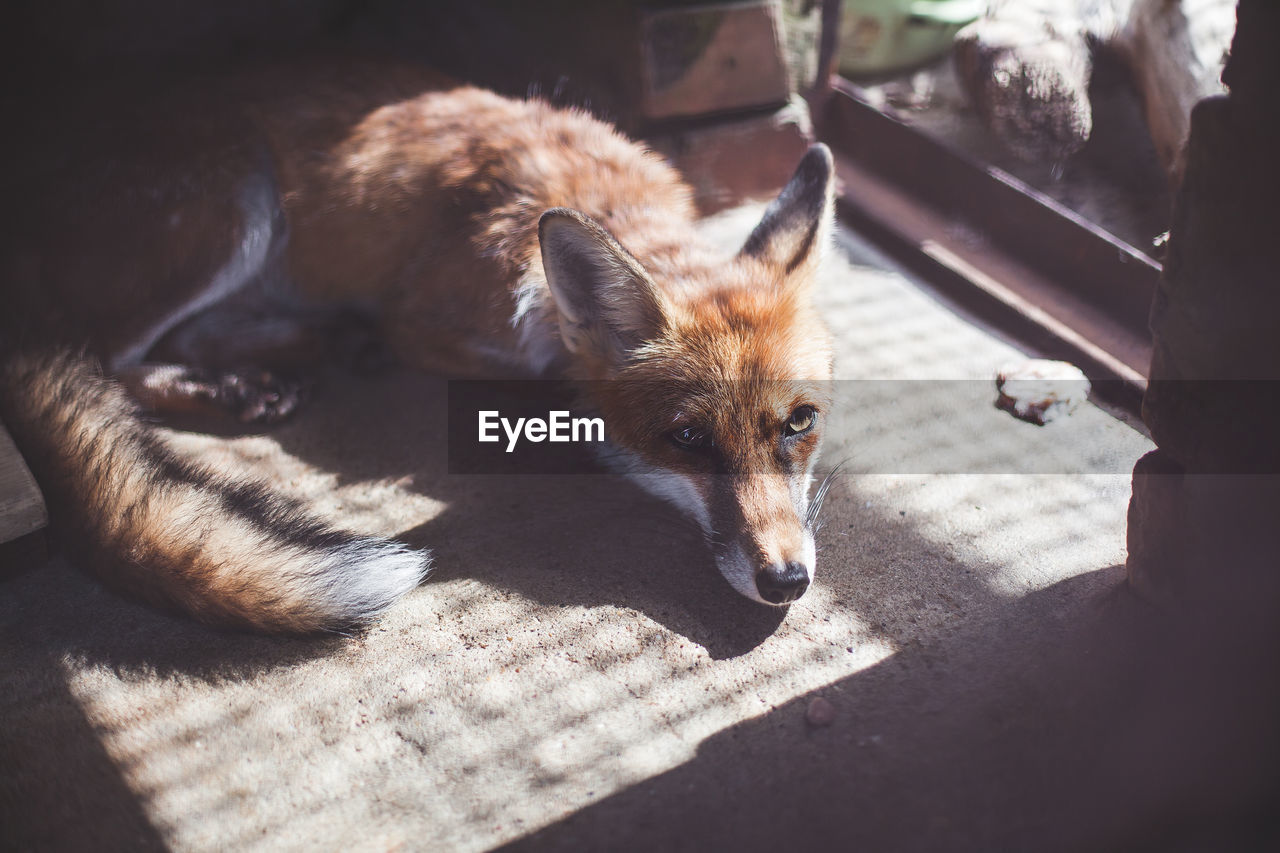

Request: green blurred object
left=837, top=0, right=983, bottom=76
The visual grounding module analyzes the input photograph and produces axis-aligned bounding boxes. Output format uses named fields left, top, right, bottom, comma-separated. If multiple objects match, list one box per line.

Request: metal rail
left=814, top=79, right=1159, bottom=414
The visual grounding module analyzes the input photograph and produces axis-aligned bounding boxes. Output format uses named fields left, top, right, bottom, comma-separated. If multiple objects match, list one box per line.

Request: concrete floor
left=4, top=208, right=1266, bottom=851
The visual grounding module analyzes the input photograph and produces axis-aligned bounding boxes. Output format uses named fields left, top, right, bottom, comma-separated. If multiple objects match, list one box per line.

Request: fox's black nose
left=756, top=562, right=810, bottom=604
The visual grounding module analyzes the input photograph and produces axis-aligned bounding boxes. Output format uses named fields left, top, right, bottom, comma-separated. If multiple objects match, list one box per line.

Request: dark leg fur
left=148, top=301, right=378, bottom=371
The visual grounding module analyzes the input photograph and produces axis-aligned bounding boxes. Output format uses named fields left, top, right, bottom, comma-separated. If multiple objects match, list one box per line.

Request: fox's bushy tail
left=0, top=350, right=430, bottom=633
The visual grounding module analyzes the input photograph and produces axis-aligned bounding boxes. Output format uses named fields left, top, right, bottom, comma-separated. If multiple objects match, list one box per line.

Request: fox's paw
left=212, top=370, right=308, bottom=423
left=118, top=363, right=309, bottom=424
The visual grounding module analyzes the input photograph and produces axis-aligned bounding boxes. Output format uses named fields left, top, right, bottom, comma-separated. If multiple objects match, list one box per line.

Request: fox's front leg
left=114, top=304, right=385, bottom=423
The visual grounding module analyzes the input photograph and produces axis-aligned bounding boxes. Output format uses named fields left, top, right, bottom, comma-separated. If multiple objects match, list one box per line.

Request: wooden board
left=640, top=1, right=791, bottom=120
left=0, top=420, right=47, bottom=545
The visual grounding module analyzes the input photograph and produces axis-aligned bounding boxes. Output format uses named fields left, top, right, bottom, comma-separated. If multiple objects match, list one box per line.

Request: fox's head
left=538, top=144, right=836, bottom=606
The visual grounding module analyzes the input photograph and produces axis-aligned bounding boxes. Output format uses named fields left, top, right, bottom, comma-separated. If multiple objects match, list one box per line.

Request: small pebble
left=995, top=359, right=1090, bottom=425
left=806, top=696, right=836, bottom=727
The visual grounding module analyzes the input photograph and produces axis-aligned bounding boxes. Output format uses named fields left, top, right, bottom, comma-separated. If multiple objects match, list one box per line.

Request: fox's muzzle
left=709, top=518, right=817, bottom=607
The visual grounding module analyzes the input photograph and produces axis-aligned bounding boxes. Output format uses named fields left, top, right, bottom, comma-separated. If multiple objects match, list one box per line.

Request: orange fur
left=0, top=58, right=836, bottom=628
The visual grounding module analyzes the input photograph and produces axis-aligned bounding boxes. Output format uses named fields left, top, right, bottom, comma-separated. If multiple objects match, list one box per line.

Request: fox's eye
left=785, top=405, right=816, bottom=436
left=671, top=425, right=713, bottom=450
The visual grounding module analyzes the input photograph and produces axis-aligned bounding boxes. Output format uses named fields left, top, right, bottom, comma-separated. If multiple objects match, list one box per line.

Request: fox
left=0, top=58, right=837, bottom=633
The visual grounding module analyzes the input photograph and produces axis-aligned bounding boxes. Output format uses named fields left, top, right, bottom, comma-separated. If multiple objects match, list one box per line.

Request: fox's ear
left=539, top=208, right=666, bottom=360
left=740, top=143, right=835, bottom=278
